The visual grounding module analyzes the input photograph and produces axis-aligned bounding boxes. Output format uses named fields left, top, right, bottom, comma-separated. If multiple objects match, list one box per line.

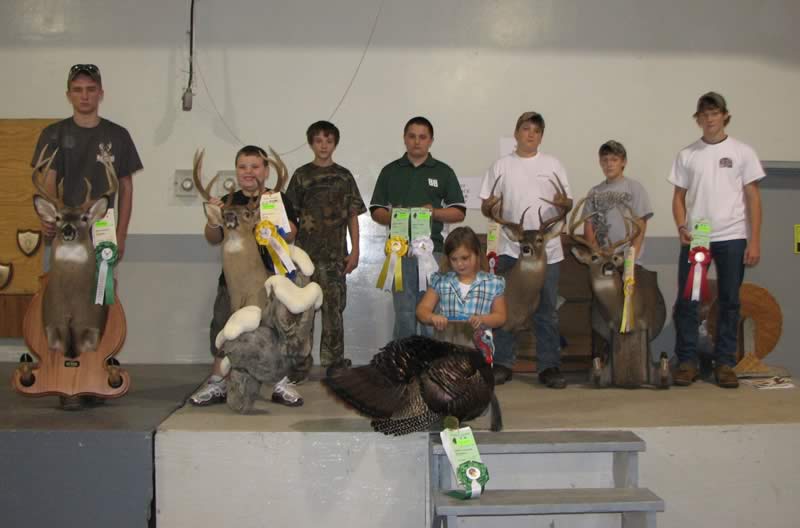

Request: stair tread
left=431, top=430, right=645, bottom=455
left=435, top=487, right=664, bottom=516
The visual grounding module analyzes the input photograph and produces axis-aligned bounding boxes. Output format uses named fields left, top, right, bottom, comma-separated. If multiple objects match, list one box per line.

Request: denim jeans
left=392, top=253, right=440, bottom=339
left=673, top=239, right=746, bottom=367
left=492, top=255, right=561, bottom=371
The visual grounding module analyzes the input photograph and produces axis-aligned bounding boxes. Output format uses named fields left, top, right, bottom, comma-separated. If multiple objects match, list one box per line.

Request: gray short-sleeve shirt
left=583, top=177, right=653, bottom=258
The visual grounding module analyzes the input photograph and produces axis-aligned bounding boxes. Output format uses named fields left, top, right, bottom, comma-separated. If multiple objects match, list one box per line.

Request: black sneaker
left=325, top=357, right=352, bottom=377
left=493, top=365, right=513, bottom=385
left=538, top=367, right=567, bottom=389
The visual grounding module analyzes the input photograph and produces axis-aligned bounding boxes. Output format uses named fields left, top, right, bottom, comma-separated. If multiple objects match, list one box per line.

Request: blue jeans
left=673, top=239, right=746, bottom=367
left=392, top=253, right=440, bottom=339
left=493, top=255, right=561, bottom=371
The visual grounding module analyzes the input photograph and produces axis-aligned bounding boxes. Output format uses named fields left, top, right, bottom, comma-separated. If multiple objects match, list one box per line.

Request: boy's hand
left=744, top=239, right=760, bottom=267
left=41, top=219, right=56, bottom=239
left=678, top=226, right=692, bottom=246
left=431, top=314, right=448, bottom=331
left=343, top=250, right=359, bottom=275
left=468, top=315, right=485, bottom=329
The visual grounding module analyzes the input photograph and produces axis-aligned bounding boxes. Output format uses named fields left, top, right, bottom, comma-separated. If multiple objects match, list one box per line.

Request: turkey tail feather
left=371, top=411, right=441, bottom=436
left=322, top=365, right=407, bottom=418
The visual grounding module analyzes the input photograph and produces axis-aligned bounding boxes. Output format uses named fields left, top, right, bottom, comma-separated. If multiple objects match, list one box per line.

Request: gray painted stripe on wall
left=126, top=234, right=220, bottom=263
left=125, top=233, right=683, bottom=265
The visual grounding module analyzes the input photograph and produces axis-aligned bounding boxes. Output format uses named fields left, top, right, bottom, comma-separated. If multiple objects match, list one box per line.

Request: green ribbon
left=94, top=241, right=118, bottom=305
left=447, top=460, right=489, bottom=500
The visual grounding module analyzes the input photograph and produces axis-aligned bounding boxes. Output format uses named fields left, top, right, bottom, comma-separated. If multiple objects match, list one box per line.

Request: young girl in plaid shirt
left=416, top=227, right=507, bottom=331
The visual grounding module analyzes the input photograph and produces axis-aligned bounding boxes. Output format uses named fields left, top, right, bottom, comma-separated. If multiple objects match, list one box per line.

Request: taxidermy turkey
left=323, top=328, right=502, bottom=435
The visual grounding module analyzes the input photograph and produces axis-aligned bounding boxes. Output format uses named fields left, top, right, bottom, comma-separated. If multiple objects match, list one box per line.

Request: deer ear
left=88, top=196, right=109, bottom=223
left=570, top=245, right=592, bottom=265
left=33, top=195, right=58, bottom=223
left=203, top=202, right=223, bottom=227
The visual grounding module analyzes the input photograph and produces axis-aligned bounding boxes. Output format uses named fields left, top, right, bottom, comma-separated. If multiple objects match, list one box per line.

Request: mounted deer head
left=193, top=147, right=290, bottom=311
left=30, top=145, right=119, bottom=357
left=567, top=199, right=664, bottom=333
left=482, top=173, right=572, bottom=332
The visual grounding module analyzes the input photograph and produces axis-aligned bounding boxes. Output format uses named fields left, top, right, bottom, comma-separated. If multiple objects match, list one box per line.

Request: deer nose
left=602, top=262, right=616, bottom=276
left=62, top=224, right=76, bottom=241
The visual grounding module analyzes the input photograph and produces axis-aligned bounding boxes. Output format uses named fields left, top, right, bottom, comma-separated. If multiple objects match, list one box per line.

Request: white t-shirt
left=479, top=151, right=572, bottom=263
left=668, top=136, right=765, bottom=242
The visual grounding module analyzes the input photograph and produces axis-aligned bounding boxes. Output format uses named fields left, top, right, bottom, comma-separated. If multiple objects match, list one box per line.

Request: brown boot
left=673, top=362, right=698, bottom=386
left=714, top=365, right=740, bottom=388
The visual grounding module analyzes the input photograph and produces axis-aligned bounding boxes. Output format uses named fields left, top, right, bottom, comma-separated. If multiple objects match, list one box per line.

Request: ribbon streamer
left=447, top=461, right=490, bottom=500
left=619, top=246, right=636, bottom=333
left=410, top=237, right=438, bottom=291
left=255, top=220, right=296, bottom=277
left=487, top=251, right=498, bottom=275
left=94, top=242, right=118, bottom=305
left=682, top=246, right=712, bottom=302
left=376, top=236, right=408, bottom=292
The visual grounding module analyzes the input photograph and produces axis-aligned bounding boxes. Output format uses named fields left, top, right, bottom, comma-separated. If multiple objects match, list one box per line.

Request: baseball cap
left=67, top=64, right=102, bottom=88
left=515, top=111, right=545, bottom=132
left=695, top=91, right=727, bottom=115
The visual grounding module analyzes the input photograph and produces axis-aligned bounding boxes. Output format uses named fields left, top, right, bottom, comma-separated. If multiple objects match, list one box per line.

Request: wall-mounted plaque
left=17, top=229, right=42, bottom=257
left=0, top=262, right=12, bottom=290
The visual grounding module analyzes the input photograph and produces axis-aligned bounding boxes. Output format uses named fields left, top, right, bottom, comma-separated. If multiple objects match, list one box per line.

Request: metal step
left=431, top=430, right=645, bottom=455
left=435, top=487, right=664, bottom=516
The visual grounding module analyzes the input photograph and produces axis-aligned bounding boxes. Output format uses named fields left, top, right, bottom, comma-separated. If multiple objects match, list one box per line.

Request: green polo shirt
left=370, top=153, right=466, bottom=252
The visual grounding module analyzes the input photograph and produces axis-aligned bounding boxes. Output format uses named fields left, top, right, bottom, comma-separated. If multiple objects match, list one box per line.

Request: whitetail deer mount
left=481, top=173, right=572, bottom=332
left=30, top=146, right=119, bottom=357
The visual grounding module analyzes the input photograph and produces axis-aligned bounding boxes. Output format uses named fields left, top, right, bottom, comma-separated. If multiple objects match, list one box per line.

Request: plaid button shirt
left=430, top=271, right=505, bottom=320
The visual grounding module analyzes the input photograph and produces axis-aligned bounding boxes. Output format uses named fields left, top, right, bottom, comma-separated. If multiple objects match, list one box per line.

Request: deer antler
left=262, top=147, right=288, bottom=192
left=539, top=173, right=572, bottom=240
left=192, top=149, right=222, bottom=204
left=31, top=146, right=62, bottom=206
left=607, top=204, right=642, bottom=254
left=481, top=176, right=526, bottom=241
left=567, top=197, right=600, bottom=250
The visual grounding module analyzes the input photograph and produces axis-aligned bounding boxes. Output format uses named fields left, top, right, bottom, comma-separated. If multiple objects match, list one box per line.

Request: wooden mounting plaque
left=12, top=276, right=130, bottom=399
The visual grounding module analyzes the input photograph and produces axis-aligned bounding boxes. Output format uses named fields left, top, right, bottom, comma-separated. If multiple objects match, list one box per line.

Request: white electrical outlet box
left=173, top=170, right=196, bottom=197
left=215, top=170, right=238, bottom=195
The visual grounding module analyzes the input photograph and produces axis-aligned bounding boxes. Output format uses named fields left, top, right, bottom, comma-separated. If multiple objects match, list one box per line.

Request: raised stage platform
left=3, top=363, right=799, bottom=527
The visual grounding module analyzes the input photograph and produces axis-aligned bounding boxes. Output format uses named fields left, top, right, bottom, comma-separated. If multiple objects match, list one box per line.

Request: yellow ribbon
left=255, top=219, right=294, bottom=276
left=619, top=246, right=636, bottom=333
left=376, top=236, right=408, bottom=292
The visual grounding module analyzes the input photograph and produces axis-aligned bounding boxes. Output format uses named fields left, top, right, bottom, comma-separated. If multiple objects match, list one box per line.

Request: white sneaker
left=189, top=376, right=227, bottom=406
left=271, top=376, right=304, bottom=407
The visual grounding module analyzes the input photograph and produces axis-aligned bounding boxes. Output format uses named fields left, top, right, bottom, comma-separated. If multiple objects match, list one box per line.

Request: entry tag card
left=390, top=208, right=410, bottom=241
left=440, top=426, right=489, bottom=499
left=486, top=221, right=500, bottom=253
left=260, top=192, right=291, bottom=234
left=92, top=208, right=118, bottom=247
left=410, top=208, right=432, bottom=240
left=689, top=218, right=711, bottom=251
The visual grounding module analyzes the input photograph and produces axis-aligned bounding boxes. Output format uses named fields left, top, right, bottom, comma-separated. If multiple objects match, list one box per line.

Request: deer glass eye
left=81, top=214, right=89, bottom=222
left=591, top=255, right=599, bottom=262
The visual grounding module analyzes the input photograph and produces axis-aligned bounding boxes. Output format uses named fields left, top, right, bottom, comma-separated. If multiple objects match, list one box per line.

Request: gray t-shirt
left=32, top=117, right=143, bottom=207
left=583, top=177, right=653, bottom=258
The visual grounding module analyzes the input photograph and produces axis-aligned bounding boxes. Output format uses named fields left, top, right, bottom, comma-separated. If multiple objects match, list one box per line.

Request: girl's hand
left=468, top=315, right=484, bottom=329
left=209, top=197, right=224, bottom=208
left=431, top=315, right=448, bottom=331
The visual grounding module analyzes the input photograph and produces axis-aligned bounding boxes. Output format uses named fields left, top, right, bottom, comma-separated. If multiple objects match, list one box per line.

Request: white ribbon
left=382, top=251, right=399, bottom=292
left=411, top=237, right=438, bottom=292
left=94, top=247, right=113, bottom=305
left=691, top=251, right=705, bottom=302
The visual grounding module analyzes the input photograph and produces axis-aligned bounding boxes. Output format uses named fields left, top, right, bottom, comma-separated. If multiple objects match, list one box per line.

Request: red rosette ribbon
left=487, top=251, right=498, bottom=275
left=682, top=246, right=712, bottom=302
